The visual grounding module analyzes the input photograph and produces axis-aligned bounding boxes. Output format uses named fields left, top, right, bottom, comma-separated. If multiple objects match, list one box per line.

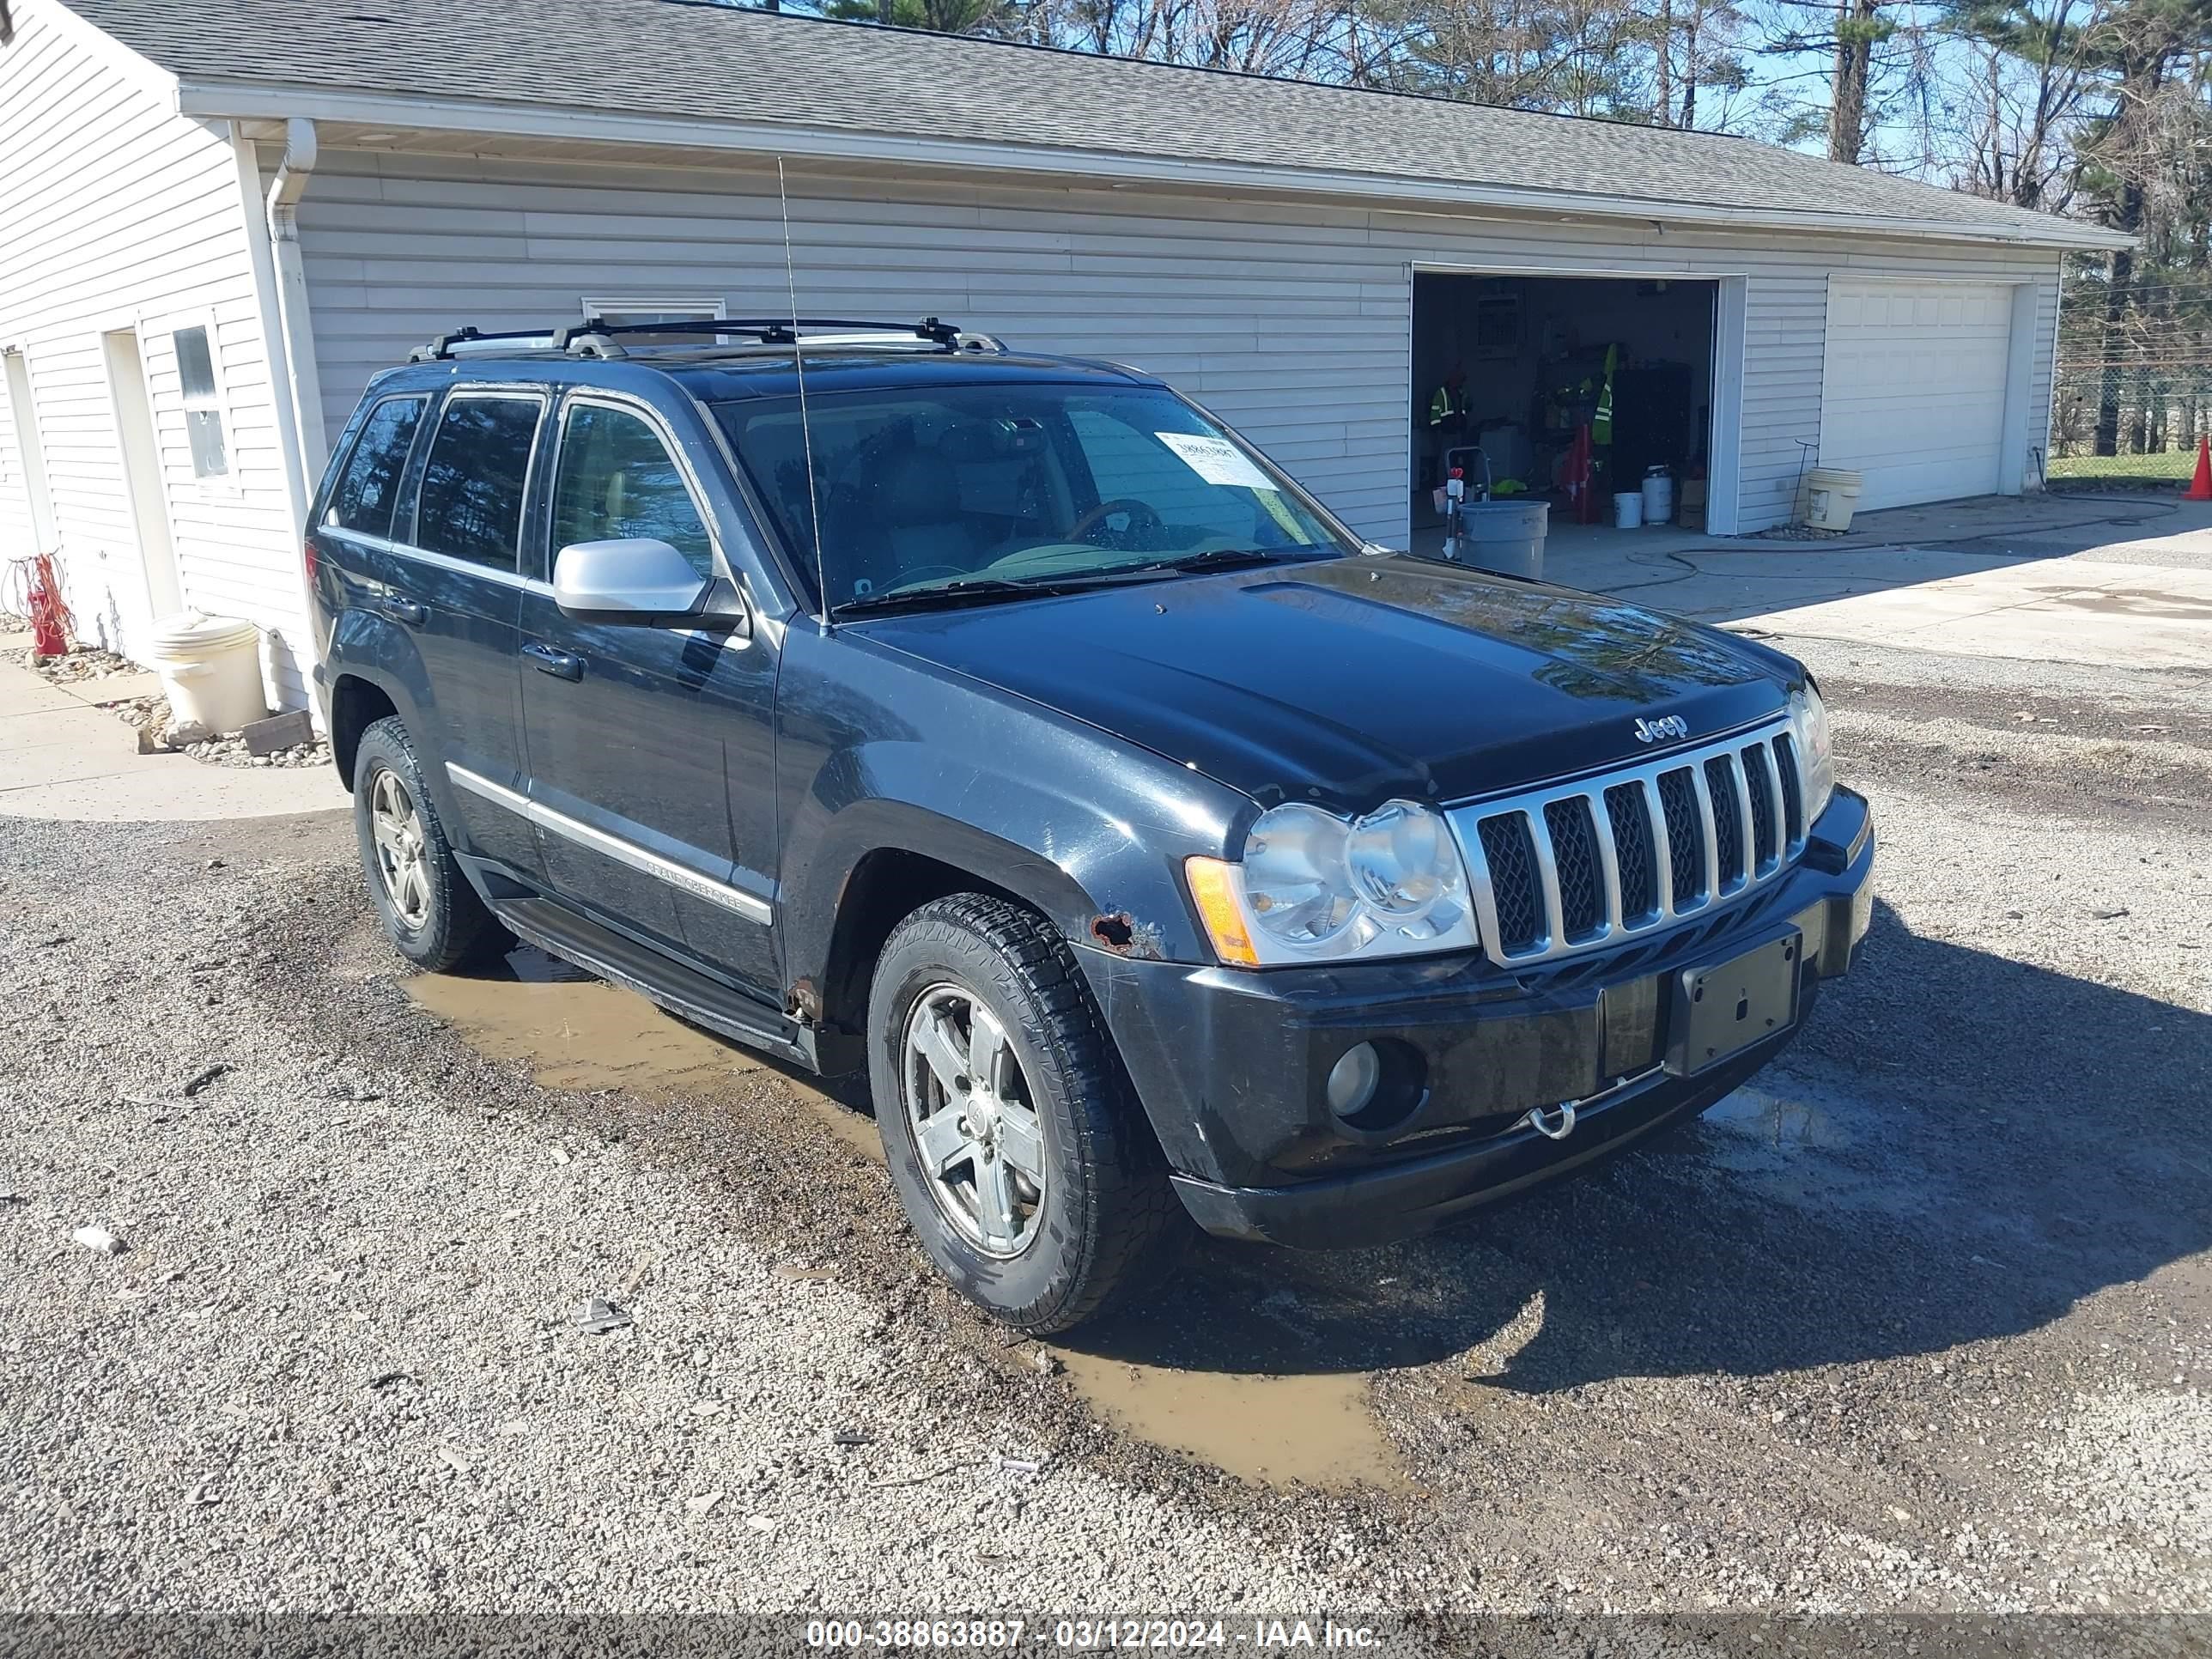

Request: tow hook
left=1523, top=1100, right=1578, bottom=1140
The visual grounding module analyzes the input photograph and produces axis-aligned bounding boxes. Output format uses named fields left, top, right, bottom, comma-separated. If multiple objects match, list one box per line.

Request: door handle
left=380, top=598, right=427, bottom=627
left=522, top=640, right=584, bottom=681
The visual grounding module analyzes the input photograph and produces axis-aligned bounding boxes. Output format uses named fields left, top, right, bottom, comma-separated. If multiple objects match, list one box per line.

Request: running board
left=490, top=896, right=817, bottom=1070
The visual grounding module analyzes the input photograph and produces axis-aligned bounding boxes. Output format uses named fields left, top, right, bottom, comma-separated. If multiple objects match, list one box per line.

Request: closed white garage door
left=1820, top=279, right=2013, bottom=511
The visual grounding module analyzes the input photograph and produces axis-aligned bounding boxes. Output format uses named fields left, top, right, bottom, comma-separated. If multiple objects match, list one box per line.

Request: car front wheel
left=869, top=893, right=1177, bottom=1334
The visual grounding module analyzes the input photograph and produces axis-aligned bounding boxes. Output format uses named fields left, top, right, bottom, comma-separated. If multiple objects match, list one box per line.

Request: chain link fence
left=2049, top=276, right=2212, bottom=490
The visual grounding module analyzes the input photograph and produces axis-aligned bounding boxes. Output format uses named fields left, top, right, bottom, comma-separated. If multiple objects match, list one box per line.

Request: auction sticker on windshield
left=1156, top=432, right=1278, bottom=490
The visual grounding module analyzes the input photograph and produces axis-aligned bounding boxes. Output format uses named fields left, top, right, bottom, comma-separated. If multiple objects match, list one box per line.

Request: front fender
left=772, top=630, right=1254, bottom=1008
left=781, top=740, right=1231, bottom=986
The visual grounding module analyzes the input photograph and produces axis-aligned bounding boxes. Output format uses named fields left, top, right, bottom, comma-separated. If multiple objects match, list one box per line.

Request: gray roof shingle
left=60, top=0, right=2111, bottom=245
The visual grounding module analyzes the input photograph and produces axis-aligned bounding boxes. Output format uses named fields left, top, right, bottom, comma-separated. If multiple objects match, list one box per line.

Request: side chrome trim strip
left=325, top=527, right=558, bottom=597
left=447, top=764, right=772, bottom=925
left=447, top=764, right=531, bottom=814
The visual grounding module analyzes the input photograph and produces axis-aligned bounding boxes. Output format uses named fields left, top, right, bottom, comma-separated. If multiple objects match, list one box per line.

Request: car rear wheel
left=869, top=893, right=1177, bottom=1334
left=352, top=716, right=507, bottom=972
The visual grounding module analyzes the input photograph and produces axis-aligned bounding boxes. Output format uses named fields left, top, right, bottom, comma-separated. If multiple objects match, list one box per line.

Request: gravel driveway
left=3, top=525, right=2207, bottom=1638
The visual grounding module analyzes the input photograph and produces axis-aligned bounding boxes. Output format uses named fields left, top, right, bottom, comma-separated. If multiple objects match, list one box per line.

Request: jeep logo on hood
left=1634, top=714, right=1692, bottom=744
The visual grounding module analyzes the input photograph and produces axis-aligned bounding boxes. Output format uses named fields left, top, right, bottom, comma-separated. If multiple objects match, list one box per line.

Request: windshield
left=712, top=382, right=1352, bottom=612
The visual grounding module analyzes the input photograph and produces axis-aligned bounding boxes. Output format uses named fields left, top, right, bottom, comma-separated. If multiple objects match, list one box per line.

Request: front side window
left=173, top=325, right=228, bottom=479
left=412, top=395, right=543, bottom=572
left=327, top=395, right=426, bottom=539
left=550, top=402, right=714, bottom=578
left=714, top=382, right=1347, bottom=611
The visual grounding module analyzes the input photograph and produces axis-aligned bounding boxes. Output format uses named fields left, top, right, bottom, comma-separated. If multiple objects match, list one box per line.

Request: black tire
left=351, top=716, right=507, bottom=973
left=869, top=893, right=1178, bottom=1334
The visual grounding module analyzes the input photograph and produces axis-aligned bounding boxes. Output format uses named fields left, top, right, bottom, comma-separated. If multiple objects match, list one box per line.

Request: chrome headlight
left=1788, top=683, right=1835, bottom=824
left=1192, top=799, right=1480, bottom=965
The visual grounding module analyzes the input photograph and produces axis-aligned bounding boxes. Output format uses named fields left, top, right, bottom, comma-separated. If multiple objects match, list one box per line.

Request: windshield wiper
left=828, top=551, right=1319, bottom=617
left=1108, top=547, right=1334, bottom=578
left=832, top=578, right=1060, bottom=617
left=831, top=568, right=1171, bottom=617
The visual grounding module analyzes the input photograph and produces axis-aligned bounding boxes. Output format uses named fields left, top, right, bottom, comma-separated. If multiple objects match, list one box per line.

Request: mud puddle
left=1051, top=1350, right=1400, bottom=1489
left=1052, top=1267, right=1432, bottom=1491
left=411, top=951, right=1403, bottom=1487
left=405, top=945, right=882, bottom=1162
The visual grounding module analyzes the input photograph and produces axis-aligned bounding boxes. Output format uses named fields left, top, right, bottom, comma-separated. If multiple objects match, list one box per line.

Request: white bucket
left=1641, top=467, right=1674, bottom=526
left=1613, top=491, right=1644, bottom=530
left=1803, top=466, right=1864, bottom=532
left=149, top=611, right=266, bottom=736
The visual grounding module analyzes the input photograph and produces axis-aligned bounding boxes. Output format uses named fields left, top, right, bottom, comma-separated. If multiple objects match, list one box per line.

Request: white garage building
left=0, top=0, right=2124, bottom=712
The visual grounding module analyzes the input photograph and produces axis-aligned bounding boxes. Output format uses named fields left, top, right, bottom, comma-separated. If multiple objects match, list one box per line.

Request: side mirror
left=552, top=538, right=716, bottom=626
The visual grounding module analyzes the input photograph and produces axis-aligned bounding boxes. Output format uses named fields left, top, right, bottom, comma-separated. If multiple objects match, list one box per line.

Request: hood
left=851, top=556, right=1797, bottom=811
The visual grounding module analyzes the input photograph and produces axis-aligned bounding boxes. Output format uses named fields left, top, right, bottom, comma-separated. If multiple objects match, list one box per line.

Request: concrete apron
left=0, top=634, right=347, bottom=823
left=1542, top=500, right=2212, bottom=673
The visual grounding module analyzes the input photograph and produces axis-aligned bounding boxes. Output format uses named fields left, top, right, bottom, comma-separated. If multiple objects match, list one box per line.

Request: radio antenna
left=777, top=155, right=831, bottom=629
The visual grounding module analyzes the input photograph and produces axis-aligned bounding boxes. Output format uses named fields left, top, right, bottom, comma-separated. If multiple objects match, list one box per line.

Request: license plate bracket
left=1667, top=928, right=1802, bottom=1076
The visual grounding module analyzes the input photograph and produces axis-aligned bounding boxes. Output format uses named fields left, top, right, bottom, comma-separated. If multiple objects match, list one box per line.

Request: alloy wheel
left=368, top=767, right=432, bottom=930
left=901, top=982, right=1048, bottom=1258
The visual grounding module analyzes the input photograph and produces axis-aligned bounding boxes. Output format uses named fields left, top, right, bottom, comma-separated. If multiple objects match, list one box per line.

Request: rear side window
left=550, top=402, right=715, bottom=578
left=326, top=395, right=425, bottom=539
left=411, top=394, right=544, bottom=571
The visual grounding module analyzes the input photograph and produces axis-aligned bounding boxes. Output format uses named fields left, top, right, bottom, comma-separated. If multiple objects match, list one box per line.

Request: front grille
left=1656, top=768, right=1705, bottom=905
left=1774, top=733, right=1805, bottom=846
left=1604, top=783, right=1656, bottom=921
left=1447, top=718, right=1806, bottom=966
left=1543, top=796, right=1604, bottom=942
left=1705, top=755, right=1744, bottom=890
left=1474, top=811, right=1543, bottom=954
left=1742, top=742, right=1778, bottom=872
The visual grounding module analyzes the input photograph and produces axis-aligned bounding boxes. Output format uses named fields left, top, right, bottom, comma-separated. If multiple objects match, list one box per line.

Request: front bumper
left=1085, top=789, right=1875, bottom=1249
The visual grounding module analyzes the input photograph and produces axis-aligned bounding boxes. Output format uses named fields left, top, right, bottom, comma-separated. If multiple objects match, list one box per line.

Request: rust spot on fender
left=787, top=976, right=823, bottom=1023
left=1088, top=913, right=1164, bottom=959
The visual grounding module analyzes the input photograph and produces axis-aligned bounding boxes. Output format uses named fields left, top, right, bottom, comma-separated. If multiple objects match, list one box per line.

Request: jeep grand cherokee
left=307, top=316, right=1875, bottom=1334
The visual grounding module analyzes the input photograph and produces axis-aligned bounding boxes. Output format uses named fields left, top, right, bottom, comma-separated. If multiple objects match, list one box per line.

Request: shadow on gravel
left=1063, top=898, right=2212, bottom=1394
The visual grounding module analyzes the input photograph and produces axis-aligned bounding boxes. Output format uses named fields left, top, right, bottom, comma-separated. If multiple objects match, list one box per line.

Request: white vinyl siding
left=0, top=0, right=302, bottom=702
left=1819, top=279, right=2014, bottom=511
left=289, top=148, right=2063, bottom=544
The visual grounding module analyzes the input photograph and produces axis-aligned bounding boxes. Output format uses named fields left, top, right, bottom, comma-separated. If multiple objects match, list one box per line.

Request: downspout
left=265, top=117, right=328, bottom=483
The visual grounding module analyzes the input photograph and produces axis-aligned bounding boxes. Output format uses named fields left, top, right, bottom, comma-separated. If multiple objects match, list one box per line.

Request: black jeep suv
left=307, top=317, right=1874, bottom=1334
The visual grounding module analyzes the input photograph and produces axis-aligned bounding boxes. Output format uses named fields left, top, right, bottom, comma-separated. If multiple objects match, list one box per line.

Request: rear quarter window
left=325, top=395, right=427, bottom=540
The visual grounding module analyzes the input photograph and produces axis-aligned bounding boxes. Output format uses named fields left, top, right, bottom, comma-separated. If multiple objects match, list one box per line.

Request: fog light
left=1326, top=1042, right=1382, bottom=1117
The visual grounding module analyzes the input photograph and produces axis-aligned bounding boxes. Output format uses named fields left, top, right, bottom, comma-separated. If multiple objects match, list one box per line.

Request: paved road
left=1, top=501, right=2206, bottom=1632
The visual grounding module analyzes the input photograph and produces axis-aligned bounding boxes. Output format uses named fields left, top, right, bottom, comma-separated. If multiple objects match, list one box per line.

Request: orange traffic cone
left=2187, top=436, right=2212, bottom=501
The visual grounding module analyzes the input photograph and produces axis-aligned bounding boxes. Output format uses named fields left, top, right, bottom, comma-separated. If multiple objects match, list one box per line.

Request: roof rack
left=557, top=315, right=1005, bottom=357
left=409, top=317, right=1006, bottom=363
left=406, top=325, right=563, bottom=362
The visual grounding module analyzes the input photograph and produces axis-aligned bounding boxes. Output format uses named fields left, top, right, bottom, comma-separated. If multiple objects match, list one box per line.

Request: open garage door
left=1819, top=279, right=2013, bottom=512
left=1410, top=272, right=1717, bottom=551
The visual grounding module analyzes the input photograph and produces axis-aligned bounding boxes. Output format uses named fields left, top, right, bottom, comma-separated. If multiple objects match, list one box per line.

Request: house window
left=580, top=297, right=726, bottom=346
left=172, top=325, right=228, bottom=479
